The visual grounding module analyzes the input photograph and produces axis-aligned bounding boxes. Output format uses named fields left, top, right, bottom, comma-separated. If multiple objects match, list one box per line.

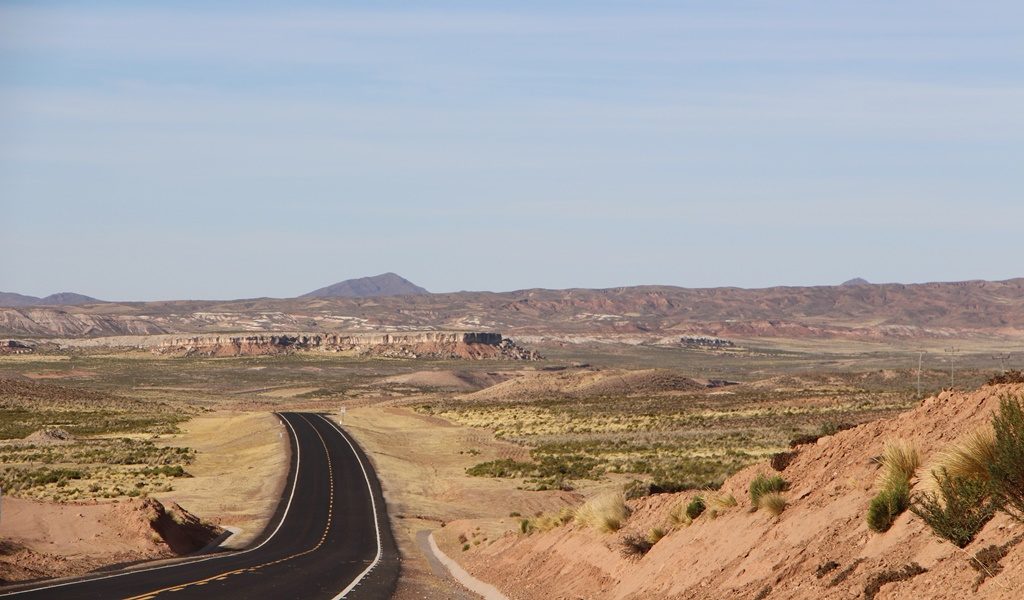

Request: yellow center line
left=122, top=414, right=338, bottom=600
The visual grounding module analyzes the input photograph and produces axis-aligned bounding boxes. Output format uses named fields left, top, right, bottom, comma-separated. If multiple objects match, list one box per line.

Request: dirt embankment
left=450, top=384, right=1024, bottom=600
left=0, top=497, right=221, bottom=584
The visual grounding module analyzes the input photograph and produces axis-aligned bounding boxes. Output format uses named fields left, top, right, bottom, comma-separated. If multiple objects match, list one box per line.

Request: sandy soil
left=381, top=371, right=515, bottom=392
left=0, top=497, right=220, bottom=584
left=258, top=386, right=320, bottom=398
left=151, top=411, right=289, bottom=548
left=340, top=405, right=596, bottom=599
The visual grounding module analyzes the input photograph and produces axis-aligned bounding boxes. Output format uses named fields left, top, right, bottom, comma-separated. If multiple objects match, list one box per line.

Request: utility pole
left=945, top=347, right=960, bottom=389
left=992, top=353, right=1012, bottom=373
left=917, top=351, right=924, bottom=398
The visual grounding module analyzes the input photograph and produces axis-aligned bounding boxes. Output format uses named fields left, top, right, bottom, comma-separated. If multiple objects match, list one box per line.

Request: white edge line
left=318, top=414, right=384, bottom=600
left=0, top=413, right=303, bottom=598
left=427, top=532, right=510, bottom=600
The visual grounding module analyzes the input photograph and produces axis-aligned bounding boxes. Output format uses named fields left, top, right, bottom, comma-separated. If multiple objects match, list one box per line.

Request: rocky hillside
left=2, top=278, right=1024, bottom=340
left=448, top=384, right=1024, bottom=599
left=56, top=331, right=541, bottom=360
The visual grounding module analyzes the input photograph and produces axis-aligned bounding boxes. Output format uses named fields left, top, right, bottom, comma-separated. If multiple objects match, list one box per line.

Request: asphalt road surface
left=1, top=412, right=399, bottom=600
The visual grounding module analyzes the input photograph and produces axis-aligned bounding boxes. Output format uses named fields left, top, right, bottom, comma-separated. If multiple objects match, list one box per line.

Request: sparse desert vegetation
left=2, top=330, right=1023, bottom=598
left=424, top=369, right=918, bottom=495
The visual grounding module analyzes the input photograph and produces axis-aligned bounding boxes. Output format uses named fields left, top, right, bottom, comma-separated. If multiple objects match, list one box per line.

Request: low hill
left=0, top=292, right=102, bottom=307
left=451, top=383, right=1024, bottom=599
left=300, top=272, right=429, bottom=298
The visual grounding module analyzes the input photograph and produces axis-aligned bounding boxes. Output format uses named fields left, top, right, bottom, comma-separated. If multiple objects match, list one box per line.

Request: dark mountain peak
left=40, top=292, right=102, bottom=305
left=300, top=273, right=429, bottom=299
left=840, top=277, right=871, bottom=287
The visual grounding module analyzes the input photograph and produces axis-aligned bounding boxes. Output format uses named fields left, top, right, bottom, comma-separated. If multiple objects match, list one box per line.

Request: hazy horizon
left=6, top=272, right=1024, bottom=304
left=3, top=1, right=1023, bottom=300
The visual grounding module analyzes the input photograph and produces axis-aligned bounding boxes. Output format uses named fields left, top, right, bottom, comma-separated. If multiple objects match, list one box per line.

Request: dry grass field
left=0, top=339, right=1013, bottom=594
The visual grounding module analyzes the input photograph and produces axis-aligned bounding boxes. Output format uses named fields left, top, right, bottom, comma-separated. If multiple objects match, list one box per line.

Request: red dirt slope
left=455, top=384, right=1024, bottom=599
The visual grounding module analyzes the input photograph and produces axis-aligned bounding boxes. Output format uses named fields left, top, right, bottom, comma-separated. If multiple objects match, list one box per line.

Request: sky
left=1, top=1, right=1022, bottom=300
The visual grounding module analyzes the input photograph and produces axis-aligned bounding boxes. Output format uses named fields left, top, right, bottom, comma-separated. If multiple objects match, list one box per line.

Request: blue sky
left=2, top=1, right=1022, bottom=300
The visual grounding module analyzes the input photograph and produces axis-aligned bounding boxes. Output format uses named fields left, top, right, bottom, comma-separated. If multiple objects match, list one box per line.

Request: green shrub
left=685, top=496, right=706, bottom=520
left=867, top=480, right=909, bottom=533
left=989, top=395, right=1024, bottom=521
left=911, top=468, right=996, bottom=547
left=749, top=474, right=787, bottom=506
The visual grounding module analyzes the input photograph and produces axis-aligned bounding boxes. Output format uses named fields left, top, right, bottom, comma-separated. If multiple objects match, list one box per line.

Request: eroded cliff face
left=152, top=332, right=539, bottom=360
left=0, top=308, right=166, bottom=337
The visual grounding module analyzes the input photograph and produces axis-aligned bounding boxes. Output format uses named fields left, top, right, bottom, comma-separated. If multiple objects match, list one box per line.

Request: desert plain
left=3, top=277, right=1024, bottom=599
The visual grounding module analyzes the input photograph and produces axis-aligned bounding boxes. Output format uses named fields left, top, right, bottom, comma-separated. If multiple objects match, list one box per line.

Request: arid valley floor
left=3, top=279, right=1024, bottom=599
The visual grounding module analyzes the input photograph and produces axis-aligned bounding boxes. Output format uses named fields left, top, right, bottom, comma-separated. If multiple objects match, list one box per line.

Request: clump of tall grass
left=749, top=474, right=787, bottom=508
left=575, top=492, right=630, bottom=533
left=760, top=492, right=787, bottom=516
left=866, top=440, right=919, bottom=533
left=668, top=501, right=690, bottom=527
left=707, top=493, right=738, bottom=519
left=875, top=440, right=921, bottom=491
left=928, top=428, right=996, bottom=489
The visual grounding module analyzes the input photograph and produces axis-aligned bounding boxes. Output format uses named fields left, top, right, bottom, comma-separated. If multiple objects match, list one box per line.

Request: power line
left=987, top=350, right=1011, bottom=368
left=945, top=347, right=960, bottom=389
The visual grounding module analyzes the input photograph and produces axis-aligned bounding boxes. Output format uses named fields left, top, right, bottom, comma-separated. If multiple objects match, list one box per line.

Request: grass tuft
left=575, top=492, right=630, bottom=533
left=930, top=428, right=996, bottom=488
left=707, top=493, right=737, bottom=519
left=749, top=474, right=787, bottom=507
left=876, top=440, right=921, bottom=491
left=866, top=440, right=919, bottom=534
left=759, top=492, right=787, bottom=516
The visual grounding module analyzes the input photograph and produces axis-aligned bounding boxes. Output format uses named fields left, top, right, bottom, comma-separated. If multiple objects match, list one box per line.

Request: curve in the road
left=0, top=412, right=399, bottom=600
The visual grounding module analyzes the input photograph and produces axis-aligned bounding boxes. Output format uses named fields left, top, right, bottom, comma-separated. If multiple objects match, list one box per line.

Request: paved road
left=0, top=412, right=399, bottom=600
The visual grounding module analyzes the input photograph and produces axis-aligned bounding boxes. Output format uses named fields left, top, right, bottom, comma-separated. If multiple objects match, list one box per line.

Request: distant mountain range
left=3, top=276, right=1024, bottom=341
left=0, top=273, right=428, bottom=309
left=0, top=292, right=102, bottom=307
left=300, top=272, right=429, bottom=299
